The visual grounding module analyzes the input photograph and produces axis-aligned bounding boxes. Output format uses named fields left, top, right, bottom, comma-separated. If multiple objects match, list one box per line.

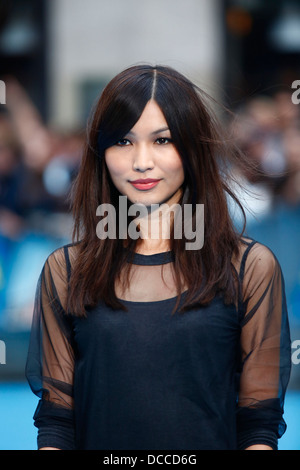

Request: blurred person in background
left=0, top=112, right=26, bottom=314
left=0, top=78, right=83, bottom=326
left=229, top=89, right=300, bottom=333
left=231, top=90, right=300, bottom=207
left=0, top=113, right=25, bottom=240
left=4, top=77, right=83, bottom=222
left=275, top=91, right=300, bottom=205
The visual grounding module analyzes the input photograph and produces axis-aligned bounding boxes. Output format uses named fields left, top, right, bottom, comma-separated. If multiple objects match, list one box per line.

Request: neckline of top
left=126, top=250, right=174, bottom=266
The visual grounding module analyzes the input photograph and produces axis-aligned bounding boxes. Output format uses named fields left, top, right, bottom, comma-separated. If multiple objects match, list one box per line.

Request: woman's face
left=105, top=100, right=185, bottom=207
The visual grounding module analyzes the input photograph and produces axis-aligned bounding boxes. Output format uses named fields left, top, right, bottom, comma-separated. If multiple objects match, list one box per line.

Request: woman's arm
left=26, top=247, right=76, bottom=450
left=236, top=242, right=291, bottom=450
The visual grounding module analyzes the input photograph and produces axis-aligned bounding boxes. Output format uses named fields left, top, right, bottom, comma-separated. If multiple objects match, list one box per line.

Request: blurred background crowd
left=0, top=0, right=300, bottom=449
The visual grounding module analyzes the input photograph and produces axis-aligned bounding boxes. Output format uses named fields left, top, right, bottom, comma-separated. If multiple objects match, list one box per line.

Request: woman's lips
left=129, top=179, right=161, bottom=190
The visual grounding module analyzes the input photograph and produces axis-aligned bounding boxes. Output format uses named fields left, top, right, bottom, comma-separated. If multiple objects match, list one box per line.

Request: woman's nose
left=132, top=143, right=154, bottom=172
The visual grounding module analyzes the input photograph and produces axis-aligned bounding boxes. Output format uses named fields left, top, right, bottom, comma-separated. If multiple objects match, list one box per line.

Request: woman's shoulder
left=233, top=236, right=279, bottom=281
left=45, top=241, right=80, bottom=275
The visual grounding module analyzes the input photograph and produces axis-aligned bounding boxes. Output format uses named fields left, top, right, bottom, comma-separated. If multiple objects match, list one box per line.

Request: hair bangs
left=97, top=70, right=155, bottom=154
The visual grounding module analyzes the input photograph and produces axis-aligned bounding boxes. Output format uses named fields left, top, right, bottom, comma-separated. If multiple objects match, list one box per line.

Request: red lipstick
left=129, top=178, right=161, bottom=191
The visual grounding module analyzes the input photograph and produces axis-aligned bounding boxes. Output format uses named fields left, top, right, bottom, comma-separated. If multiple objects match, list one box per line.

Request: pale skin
left=40, top=100, right=272, bottom=450
left=105, top=99, right=185, bottom=255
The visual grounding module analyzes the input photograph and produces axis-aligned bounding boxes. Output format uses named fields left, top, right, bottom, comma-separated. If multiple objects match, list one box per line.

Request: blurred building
left=1, top=1, right=300, bottom=125
left=0, top=0, right=225, bottom=128
left=47, top=0, right=224, bottom=129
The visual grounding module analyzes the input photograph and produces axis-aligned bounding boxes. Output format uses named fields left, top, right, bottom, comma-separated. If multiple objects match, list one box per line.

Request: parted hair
left=68, top=64, right=248, bottom=316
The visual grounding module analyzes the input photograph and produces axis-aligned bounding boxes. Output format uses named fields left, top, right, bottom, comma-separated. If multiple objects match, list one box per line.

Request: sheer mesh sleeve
left=236, top=241, right=291, bottom=450
left=26, top=246, right=76, bottom=450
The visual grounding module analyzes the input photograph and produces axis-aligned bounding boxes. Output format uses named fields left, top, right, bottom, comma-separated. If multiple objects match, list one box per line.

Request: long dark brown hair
left=68, top=64, right=249, bottom=316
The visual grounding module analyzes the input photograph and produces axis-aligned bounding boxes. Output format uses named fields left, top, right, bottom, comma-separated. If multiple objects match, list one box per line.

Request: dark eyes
left=155, top=137, right=172, bottom=145
left=116, top=137, right=172, bottom=146
left=116, top=139, right=131, bottom=146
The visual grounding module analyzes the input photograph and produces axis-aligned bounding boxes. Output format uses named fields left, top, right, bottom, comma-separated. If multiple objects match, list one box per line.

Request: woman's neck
left=130, top=188, right=183, bottom=255
left=134, top=238, right=171, bottom=255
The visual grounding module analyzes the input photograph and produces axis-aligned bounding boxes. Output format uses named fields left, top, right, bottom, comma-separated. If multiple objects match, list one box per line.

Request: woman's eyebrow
left=127, top=127, right=170, bottom=137
left=151, top=127, right=170, bottom=135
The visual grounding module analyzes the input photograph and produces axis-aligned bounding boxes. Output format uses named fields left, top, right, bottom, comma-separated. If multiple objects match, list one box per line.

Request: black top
left=26, top=237, right=291, bottom=450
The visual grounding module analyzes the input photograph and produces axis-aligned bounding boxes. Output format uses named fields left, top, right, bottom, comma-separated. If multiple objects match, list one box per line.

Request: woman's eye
left=116, top=138, right=131, bottom=146
left=155, top=137, right=172, bottom=145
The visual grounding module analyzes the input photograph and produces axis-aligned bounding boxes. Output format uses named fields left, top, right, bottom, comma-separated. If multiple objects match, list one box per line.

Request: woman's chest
left=72, top=296, right=241, bottom=371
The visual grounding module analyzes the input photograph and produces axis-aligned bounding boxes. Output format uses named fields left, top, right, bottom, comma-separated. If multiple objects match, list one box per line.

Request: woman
left=26, top=65, right=291, bottom=450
